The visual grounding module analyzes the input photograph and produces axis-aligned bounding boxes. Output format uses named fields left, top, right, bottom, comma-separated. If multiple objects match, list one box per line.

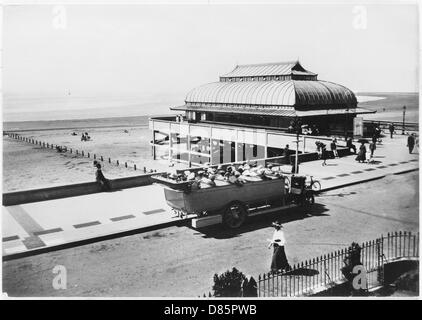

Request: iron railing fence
left=364, top=120, right=419, bottom=133
left=258, top=231, right=419, bottom=297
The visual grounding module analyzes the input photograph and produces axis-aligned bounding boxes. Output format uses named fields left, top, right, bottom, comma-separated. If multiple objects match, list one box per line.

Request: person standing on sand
left=268, top=221, right=291, bottom=273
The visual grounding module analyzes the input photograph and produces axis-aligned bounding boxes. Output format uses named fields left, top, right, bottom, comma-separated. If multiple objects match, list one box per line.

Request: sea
left=2, top=92, right=419, bottom=132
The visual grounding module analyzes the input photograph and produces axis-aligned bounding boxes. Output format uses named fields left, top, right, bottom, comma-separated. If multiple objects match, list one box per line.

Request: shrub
left=212, top=267, right=257, bottom=297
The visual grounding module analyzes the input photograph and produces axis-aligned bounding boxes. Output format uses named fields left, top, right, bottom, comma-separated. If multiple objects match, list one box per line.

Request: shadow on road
left=195, top=203, right=330, bottom=239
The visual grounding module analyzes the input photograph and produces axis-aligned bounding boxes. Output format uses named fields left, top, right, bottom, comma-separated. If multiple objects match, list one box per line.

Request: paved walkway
left=281, top=135, right=419, bottom=191
left=2, top=135, right=418, bottom=258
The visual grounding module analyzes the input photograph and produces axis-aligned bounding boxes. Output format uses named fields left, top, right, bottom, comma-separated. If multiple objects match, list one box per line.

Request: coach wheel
left=223, top=202, right=247, bottom=229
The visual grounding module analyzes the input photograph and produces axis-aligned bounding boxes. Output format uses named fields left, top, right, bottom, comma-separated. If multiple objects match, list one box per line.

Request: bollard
left=82, top=151, right=84, bottom=156
left=70, top=148, right=72, bottom=153
left=88, top=152, right=90, bottom=158
left=94, top=154, right=96, bottom=160
left=101, top=156, right=104, bottom=161
left=108, top=157, right=111, bottom=163
left=76, top=150, right=79, bottom=155
left=117, top=160, right=119, bottom=166
left=125, top=162, right=127, bottom=168
left=143, top=167, right=146, bottom=173
left=134, top=164, right=137, bottom=170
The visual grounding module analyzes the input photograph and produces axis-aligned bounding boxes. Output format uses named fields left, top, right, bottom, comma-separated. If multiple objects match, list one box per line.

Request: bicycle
left=307, top=176, right=321, bottom=192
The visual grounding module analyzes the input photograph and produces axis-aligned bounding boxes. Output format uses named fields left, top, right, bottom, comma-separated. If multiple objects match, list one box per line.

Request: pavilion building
left=149, top=61, right=373, bottom=166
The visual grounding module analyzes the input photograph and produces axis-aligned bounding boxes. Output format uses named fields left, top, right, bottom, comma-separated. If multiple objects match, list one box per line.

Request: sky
left=2, top=2, right=420, bottom=102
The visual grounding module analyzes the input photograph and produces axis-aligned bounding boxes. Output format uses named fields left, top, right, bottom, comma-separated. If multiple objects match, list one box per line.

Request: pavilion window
left=253, top=144, right=258, bottom=157
left=219, top=140, right=224, bottom=163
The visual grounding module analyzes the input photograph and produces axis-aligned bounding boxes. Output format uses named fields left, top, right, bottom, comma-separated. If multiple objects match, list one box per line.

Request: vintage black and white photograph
left=1, top=0, right=420, bottom=300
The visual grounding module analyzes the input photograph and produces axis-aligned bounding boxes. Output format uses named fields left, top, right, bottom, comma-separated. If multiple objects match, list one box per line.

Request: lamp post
left=344, top=108, right=349, bottom=140
left=402, top=106, right=406, bottom=135
left=293, top=117, right=302, bottom=174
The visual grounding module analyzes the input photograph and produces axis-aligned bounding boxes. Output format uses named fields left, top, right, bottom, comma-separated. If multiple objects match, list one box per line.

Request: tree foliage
left=212, top=267, right=257, bottom=297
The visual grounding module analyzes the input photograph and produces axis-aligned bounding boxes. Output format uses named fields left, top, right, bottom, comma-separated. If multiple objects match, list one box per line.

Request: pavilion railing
left=257, top=231, right=419, bottom=297
left=364, top=120, right=419, bottom=133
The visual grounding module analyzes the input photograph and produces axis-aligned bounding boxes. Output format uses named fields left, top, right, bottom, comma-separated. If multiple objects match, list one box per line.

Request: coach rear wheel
left=223, top=202, right=247, bottom=229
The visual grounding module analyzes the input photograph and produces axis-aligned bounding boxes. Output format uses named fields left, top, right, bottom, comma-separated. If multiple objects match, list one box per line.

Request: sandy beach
left=2, top=126, right=184, bottom=192
left=2, top=137, right=143, bottom=192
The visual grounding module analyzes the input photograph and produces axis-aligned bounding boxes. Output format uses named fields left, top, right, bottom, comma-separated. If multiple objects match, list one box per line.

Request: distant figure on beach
left=124, top=129, right=129, bottom=133
left=95, top=163, right=111, bottom=191
left=389, top=123, right=395, bottom=139
left=407, top=133, right=416, bottom=154
left=81, top=133, right=86, bottom=141
left=71, top=132, right=77, bottom=136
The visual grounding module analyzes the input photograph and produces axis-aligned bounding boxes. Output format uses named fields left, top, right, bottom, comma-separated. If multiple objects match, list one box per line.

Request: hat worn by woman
left=272, top=221, right=283, bottom=228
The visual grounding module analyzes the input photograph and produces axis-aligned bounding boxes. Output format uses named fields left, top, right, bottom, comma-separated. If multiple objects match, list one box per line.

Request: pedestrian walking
left=375, top=126, right=381, bottom=140
left=95, top=163, right=111, bottom=191
left=355, top=142, right=367, bottom=163
left=321, top=143, right=328, bottom=166
left=268, top=221, right=291, bottom=273
left=346, top=137, right=356, bottom=154
left=407, top=133, right=416, bottom=154
left=283, top=144, right=290, bottom=156
left=330, top=138, right=338, bottom=158
left=389, top=123, right=395, bottom=139
left=284, top=144, right=290, bottom=164
left=372, top=134, right=377, bottom=145
left=369, top=141, right=376, bottom=159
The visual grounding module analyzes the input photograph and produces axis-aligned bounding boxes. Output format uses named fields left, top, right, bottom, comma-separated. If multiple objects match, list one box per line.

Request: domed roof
left=185, top=80, right=357, bottom=108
